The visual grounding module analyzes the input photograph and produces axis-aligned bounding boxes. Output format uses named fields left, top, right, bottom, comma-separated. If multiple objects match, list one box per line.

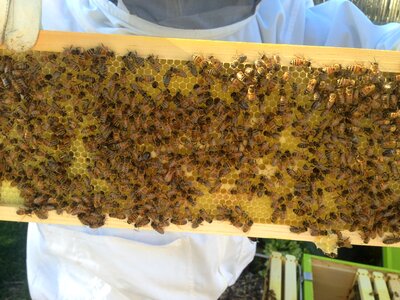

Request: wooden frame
left=262, top=252, right=298, bottom=300
left=1, top=30, right=400, bottom=247
left=303, top=254, right=400, bottom=300
left=372, top=271, right=391, bottom=300
left=387, top=274, right=400, bottom=300
left=284, top=254, right=298, bottom=300
left=269, top=252, right=283, bottom=300
left=355, top=269, right=375, bottom=300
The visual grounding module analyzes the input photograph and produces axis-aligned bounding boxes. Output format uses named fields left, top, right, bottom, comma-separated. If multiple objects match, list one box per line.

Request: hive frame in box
left=302, top=254, right=400, bottom=300
left=0, top=30, right=400, bottom=248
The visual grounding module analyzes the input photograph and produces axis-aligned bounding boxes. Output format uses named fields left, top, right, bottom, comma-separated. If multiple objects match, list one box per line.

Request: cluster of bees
left=0, top=44, right=399, bottom=247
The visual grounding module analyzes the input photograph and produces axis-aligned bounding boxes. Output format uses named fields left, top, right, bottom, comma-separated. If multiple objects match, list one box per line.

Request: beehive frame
left=302, top=254, right=400, bottom=300
left=0, top=30, right=399, bottom=248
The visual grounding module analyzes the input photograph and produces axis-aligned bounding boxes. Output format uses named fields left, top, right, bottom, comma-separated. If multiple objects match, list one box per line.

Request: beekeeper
left=1, top=0, right=400, bottom=299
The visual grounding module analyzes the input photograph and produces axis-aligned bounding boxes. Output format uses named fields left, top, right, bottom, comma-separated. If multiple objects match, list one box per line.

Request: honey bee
left=170, top=66, right=187, bottom=78
left=135, top=75, right=155, bottom=84
left=346, top=63, right=367, bottom=75
left=310, top=92, right=322, bottom=111
left=265, top=73, right=279, bottom=95
left=382, top=140, right=399, bottom=149
left=127, top=51, right=145, bottom=67
left=289, top=226, right=307, bottom=233
left=192, top=54, right=208, bottom=69
left=138, top=151, right=151, bottom=161
left=13, top=62, right=30, bottom=70
left=10, top=78, right=26, bottom=94
left=233, top=205, right=244, bottom=216
left=382, top=149, right=400, bottom=157
left=360, top=84, right=376, bottom=97
left=11, top=69, right=25, bottom=77
left=244, top=67, right=255, bottom=78
left=236, top=71, right=246, bottom=83
left=62, top=46, right=83, bottom=57
left=390, top=110, right=400, bottom=119
left=277, top=95, right=288, bottom=115
left=389, top=94, right=398, bottom=109
left=254, top=59, right=266, bottom=68
left=281, top=71, right=290, bottom=84
left=77, top=74, right=95, bottom=83
left=164, top=169, right=175, bottom=183
left=109, top=212, right=127, bottom=220
left=246, top=85, right=256, bottom=101
left=230, top=216, right=244, bottom=229
left=230, top=54, right=247, bottom=68
left=263, top=54, right=281, bottom=71
left=146, top=54, right=161, bottom=73
left=185, top=61, right=198, bottom=77
left=163, top=68, right=173, bottom=88
left=78, top=213, right=106, bottom=229
left=0, top=74, right=10, bottom=89
left=322, top=63, right=341, bottom=75
left=368, top=60, right=380, bottom=74
left=290, top=82, right=298, bottom=100
left=170, top=216, right=188, bottom=226
left=242, top=219, right=253, bottom=233
left=151, top=221, right=165, bottom=234
left=337, top=78, right=355, bottom=87
left=34, top=209, right=49, bottom=220
left=95, top=44, right=115, bottom=57
left=272, top=54, right=280, bottom=64
left=290, top=56, right=311, bottom=67
left=191, top=216, right=204, bottom=229
left=122, top=55, right=137, bottom=74
left=208, top=56, right=223, bottom=73
left=326, top=93, right=337, bottom=110
left=305, top=78, right=318, bottom=94
left=205, top=67, right=220, bottom=77
left=199, top=209, right=213, bottom=223
left=286, top=168, right=299, bottom=180
left=16, top=207, right=32, bottom=215
left=344, top=86, right=354, bottom=103
left=216, top=205, right=232, bottom=221
left=339, top=212, right=352, bottom=224
left=254, top=59, right=266, bottom=75
left=134, top=216, right=150, bottom=228
left=382, top=234, right=400, bottom=245
left=239, top=99, right=249, bottom=110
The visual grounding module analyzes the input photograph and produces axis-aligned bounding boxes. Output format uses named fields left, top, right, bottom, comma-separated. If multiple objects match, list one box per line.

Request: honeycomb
left=0, top=47, right=399, bottom=247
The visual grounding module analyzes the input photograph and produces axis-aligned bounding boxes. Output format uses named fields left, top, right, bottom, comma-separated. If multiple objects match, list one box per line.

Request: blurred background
left=1, top=0, right=400, bottom=299
left=314, top=0, right=400, bottom=24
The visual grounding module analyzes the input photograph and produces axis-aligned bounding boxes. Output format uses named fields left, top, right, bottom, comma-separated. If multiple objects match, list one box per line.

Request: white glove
left=0, top=0, right=41, bottom=52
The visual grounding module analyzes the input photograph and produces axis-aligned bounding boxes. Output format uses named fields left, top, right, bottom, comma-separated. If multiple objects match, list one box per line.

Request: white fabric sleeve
left=3, top=0, right=41, bottom=51
left=42, top=0, right=400, bottom=48
left=27, top=223, right=256, bottom=300
left=255, top=0, right=313, bottom=45
left=303, top=0, right=400, bottom=49
left=255, top=0, right=400, bottom=49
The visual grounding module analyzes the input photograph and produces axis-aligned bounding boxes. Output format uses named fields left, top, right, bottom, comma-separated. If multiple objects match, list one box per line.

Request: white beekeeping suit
left=2, top=0, right=398, bottom=299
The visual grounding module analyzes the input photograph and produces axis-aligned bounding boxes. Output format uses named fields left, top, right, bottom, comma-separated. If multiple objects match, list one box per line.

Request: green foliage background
left=0, top=222, right=30, bottom=300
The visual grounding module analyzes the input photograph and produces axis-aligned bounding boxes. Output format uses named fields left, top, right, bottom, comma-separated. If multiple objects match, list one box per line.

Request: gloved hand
left=0, top=0, right=41, bottom=52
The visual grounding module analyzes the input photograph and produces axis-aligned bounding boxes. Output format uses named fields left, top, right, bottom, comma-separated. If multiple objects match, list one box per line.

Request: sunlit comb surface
left=0, top=46, right=399, bottom=246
